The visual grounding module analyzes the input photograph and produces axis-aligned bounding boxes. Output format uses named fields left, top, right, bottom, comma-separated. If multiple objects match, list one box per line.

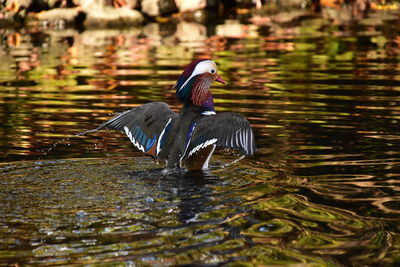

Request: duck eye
left=210, top=69, right=216, bottom=74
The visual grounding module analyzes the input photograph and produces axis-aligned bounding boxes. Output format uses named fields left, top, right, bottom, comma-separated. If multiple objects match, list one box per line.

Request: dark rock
left=141, top=0, right=177, bottom=17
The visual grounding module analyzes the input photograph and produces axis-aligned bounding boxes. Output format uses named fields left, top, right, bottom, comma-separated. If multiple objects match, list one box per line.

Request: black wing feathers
left=97, top=102, right=174, bottom=132
left=184, top=112, right=256, bottom=159
left=96, top=102, right=176, bottom=157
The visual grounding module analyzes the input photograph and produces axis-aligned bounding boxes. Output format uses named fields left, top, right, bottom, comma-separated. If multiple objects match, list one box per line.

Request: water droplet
left=141, top=256, right=156, bottom=262
left=259, top=226, right=270, bottom=232
left=76, top=210, right=87, bottom=217
left=145, top=197, right=154, bottom=203
left=46, top=230, right=54, bottom=236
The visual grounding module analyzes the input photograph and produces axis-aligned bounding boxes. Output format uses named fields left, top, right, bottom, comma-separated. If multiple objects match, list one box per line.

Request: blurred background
left=1, top=0, right=399, bottom=161
left=1, top=0, right=400, bottom=266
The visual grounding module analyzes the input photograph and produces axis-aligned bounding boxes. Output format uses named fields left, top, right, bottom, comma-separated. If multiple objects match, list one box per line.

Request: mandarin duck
left=96, top=59, right=256, bottom=171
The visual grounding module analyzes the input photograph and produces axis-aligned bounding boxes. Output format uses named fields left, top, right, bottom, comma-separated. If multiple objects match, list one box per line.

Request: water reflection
left=1, top=158, right=396, bottom=265
left=1, top=6, right=400, bottom=266
left=130, top=168, right=221, bottom=224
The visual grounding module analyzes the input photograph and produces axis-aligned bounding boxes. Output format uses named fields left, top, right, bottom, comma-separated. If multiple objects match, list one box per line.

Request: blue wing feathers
left=145, top=135, right=157, bottom=152
left=186, top=123, right=197, bottom=144
left=159, top=120, right=173, bottom=148
left=138, top=129, right=146, bottom=146
left=128, top=126, right=157, bottom=152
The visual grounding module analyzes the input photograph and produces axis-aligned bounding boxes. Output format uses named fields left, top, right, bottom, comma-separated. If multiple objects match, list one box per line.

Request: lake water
left=1, top=8, right=400, bottom=266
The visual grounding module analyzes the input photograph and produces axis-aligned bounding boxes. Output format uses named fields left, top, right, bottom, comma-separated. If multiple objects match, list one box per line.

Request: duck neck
left=183, top=92, right=215, bottom=113
left=199, top=91, right=215, bottom=112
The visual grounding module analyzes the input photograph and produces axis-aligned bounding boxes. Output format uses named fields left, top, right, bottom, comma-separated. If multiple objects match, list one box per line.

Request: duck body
left=96, top=59, right=256, bottom=171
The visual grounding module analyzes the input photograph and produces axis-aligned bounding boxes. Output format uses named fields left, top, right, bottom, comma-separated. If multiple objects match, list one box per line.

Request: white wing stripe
left=245, top=129, right=248, bottom=149
left=124, top=126, right=145, bottom=152
left=188, top=138, right=218, bottom=157
left=240, top=130, right=244, bottom=147
left=156, top=118, right=172, bottom=156
left=201, top=111, right=216, bottom=115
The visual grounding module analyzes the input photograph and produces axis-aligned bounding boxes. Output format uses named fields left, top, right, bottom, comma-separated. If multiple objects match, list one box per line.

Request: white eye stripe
left=178, top=60, right=217, bottom=92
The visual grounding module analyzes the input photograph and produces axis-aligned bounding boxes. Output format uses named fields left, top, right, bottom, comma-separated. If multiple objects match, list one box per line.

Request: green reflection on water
left=245, top=219, right=294, bottom=237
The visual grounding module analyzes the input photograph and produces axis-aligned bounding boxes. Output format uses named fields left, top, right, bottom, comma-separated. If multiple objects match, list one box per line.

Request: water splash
left=35, top=127, right=101, bottom=156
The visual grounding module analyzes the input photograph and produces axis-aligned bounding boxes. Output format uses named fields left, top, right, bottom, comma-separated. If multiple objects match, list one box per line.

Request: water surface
left=1, top=8, right=400, bottom=266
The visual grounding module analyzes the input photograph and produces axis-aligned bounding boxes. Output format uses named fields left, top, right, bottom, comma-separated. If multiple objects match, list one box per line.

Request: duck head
left=174, top=59, right=226, bottom=111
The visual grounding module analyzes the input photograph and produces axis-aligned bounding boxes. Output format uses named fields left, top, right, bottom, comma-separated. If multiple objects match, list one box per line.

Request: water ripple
left=1, top=9, right=400, bottom=265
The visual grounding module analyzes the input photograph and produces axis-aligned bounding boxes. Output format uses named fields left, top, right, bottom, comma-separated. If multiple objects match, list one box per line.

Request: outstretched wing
left=96, top=102, right=177, bottom=158
left=182, top=112, right=256, bottom=160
